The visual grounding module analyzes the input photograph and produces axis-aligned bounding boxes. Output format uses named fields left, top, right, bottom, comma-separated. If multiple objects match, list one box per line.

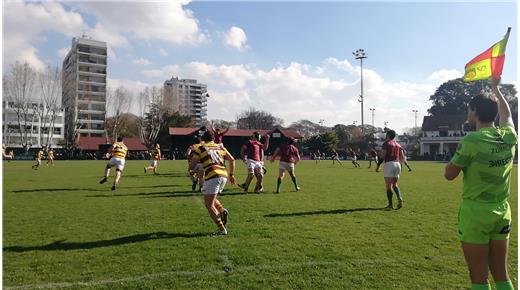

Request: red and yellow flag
left=463, top=27, right=511, bottom=82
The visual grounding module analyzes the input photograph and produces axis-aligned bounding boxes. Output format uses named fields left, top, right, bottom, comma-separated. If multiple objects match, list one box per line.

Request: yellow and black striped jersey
left=111, top=142, right=128, bottom=159
left=36, top=150, right=44, bottom=160
left=192, top=141, right=229, bottom=180
left=188, top=143, right=203, bottom=159
left=47, top=150, right=54, bottom=158
left=150, top=148, right=161, bottom=160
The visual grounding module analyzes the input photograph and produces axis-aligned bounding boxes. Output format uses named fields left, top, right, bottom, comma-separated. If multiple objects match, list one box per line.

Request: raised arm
left=270, top=148, right=281, bottom=162
left=491, top=77, right=514, bottom=128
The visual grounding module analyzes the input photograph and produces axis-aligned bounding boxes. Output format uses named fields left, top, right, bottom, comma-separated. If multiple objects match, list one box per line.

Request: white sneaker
left=212, top=228, right=227, bottom=236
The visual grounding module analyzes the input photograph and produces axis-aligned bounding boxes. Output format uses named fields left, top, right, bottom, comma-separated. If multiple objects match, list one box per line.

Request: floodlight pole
left=369, top=108, right=375, bottom=127
left=412, top=109, right=419, bottom=135
left=353, top=49, right=367, bottom=135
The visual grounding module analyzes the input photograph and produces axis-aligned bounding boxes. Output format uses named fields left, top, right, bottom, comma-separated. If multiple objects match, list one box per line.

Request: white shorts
left=384, top=161, right=401, bottom=178
left=149, top=160, right=158, bottom=167
left=108, top=157, right=125, bottom=171
left=194, top=163, right=204, bottom=172
left=279, top=161, right=295, bottom=172
left=352, top=156, right=357, bottom=161
left=246, top=159, right=263, bottom=173
left=202, top=177, right=227, bottom=195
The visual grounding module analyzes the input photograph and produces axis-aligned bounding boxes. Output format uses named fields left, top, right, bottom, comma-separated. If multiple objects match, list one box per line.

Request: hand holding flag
left=463, top=27, right=511, bottom=82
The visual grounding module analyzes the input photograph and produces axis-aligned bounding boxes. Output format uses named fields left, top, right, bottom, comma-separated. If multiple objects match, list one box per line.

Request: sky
left=2, top=0, right=518, bottom=132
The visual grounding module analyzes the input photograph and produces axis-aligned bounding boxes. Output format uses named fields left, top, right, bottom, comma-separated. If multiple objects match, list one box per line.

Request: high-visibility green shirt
left=450, top=125, right=517, bottom=203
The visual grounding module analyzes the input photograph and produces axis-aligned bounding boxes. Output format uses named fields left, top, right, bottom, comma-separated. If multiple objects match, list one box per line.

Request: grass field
left=2, top=160, right=518, bottom=289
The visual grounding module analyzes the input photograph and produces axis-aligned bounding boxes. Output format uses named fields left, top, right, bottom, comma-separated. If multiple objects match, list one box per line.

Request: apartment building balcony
left=420, top=136, right=464, bottom=142
left=77, top=60, right=106, bottom=68
left=78, top=90, right=106, bottom=96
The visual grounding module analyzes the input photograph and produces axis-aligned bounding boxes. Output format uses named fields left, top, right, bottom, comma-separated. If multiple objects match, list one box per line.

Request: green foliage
left=3, top=161, right=517, bottom=289
left=303, top=131, right=338, bottom=153
left=157, top=111, right=192, bottom=149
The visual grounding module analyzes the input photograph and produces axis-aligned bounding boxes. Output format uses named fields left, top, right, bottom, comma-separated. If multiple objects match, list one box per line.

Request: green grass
left=3, top=160, right=517, bottom=289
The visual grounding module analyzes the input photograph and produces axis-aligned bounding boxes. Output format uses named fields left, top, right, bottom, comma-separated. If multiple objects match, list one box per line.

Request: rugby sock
left=393, top=186, right=402, bottom=200
left=471, top=284, right=491, bottom=290
left=216, top=219, right=225, bottom=230
left=386, top=190, right=393, bottom=205
left=496, top=281, right=514, bottom=290
left=215, top=203, right=224, bottom=214
left=291, top=176, right=299, bottom=189
left=276, top=178, right=282, bottom=192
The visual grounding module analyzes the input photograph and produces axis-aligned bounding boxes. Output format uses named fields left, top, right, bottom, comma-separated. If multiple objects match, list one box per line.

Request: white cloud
left=142, top=58, right=439, bottom=132
left=132, top=58, right=152, bottom=66
left=427, top=69, right=463, bottom=83
left=159, top=48, right=169, bottom=56
left=223, top=26, right=248, bottom=51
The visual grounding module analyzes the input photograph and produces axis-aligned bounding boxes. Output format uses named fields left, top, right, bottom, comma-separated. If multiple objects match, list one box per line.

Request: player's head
left=155, top=143, right=160, bottom=149
left=201, top=130, right=214, bottom=142
left=216, top=128, right=221, bottom=133
left=386, top=130, right=396, bottom=140
left=117, top=136, right=123, bottom=142
left=252, top=131, right=261, bottom=141
left=287, top=138, right=295, bottom=145
left=194, top=136, right=201, bottom=144
left=467, top=94, right=498, bottom=126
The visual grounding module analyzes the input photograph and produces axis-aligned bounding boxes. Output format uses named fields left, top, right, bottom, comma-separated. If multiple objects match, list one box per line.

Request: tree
left=3, top=61, right=37, bottom=153
left=36, top=65, right=62, bottom=148
left=138, top=86, right=165, bottom=148
left=302, top=131, right=338, bottom=154
left=157, top=111, right=192, bottom=149
left=105, top=113, right=141, bottom=138
left=236, top=108, right=283, bottom=129
left=428, top=78, right=517, bottom=116
left=332, top=124, right=350, bottom=150
left=211, top=119, right=235, bottom=130
left=288, top=120, right=328, bottom=138
left=106, top=86, right=132, bottom=140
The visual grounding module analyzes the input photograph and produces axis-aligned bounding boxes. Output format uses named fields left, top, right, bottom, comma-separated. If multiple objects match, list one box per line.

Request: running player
left=444, top=77, right=516, bottom=290
left=144, top=143, right=161, bottom=175
left=46, top=148, right=55, bottom=166
left=99, top=137, right=128, bottom=191
left=2, top=144, right=13, bottom=161
left=211, top=121, right=229, bottom=145
left=401, top=148, right=412, bottom=172
left=270, top=138, right=301, bottom=193
left=332, top=149, right=342, bottom=165
left=376, top=130, right=404, bottom=209
left=350, top=149, right=361, bottom=168
left=368, top=148, right=379, bottom=169
left=186, top=137, right=205, bottom=191
left=31, top=148, right=44, bottom=170
left=189, top=130, right=236, bottom=236
left=239, top=132, right=265, bottom=193
left=314, top=149, right=321, bottom=164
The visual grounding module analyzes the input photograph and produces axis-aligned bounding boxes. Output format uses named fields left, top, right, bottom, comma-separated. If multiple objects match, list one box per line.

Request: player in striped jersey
left=31, top=148, right=44, bottom=170
left=144, top=143, right=161, bottom=175
left=2, top=144, right=13, bottom=161
left=46, top=148, right=55, bottom=166
left=186, top=137, right=204, bottom=191
left=99, top=137, right=128, bottom=191
left=189, top=130, right=236, bottom=236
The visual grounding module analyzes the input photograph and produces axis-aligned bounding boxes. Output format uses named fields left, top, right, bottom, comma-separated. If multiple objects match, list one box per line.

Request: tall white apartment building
left=163, top=77, right=208, bottom=125
left=2, top=100, right=65, bottom=148
left=62, top=36, right=107, bottom=140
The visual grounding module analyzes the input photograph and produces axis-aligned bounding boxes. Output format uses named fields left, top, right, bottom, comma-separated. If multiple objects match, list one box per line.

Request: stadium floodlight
left=412, top=109, right=419, bottom=135
left=353, top=49, right=367, bottom=135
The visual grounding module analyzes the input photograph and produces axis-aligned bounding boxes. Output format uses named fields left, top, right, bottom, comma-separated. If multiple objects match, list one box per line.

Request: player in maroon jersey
left=211, top=121, right=230, bottom=145
left=270, top=138, right=301, bottom=193
left=239, top=132, right=266, bottom=193
left=332, top=149, right=342, bottom=165
left=376, top=130, right=405, bottom=210
left=368, top=148, right=379, bottom=169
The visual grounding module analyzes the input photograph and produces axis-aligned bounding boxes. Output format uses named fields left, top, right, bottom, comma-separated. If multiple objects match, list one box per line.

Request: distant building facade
left=419, top=115, right=469, bottom=157
left=163, top=77, right=208, bottom=125
left=62, top=36, right=107, bottom=140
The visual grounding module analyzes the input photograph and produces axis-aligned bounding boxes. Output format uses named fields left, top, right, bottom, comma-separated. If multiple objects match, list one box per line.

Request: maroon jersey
left=382, top=140, right=402, bottom=162
left=369, top=149, right=377, bottom=157
left=280, top=144, right=299, bottom=163
left=214, top=132, right=224, bottom=143
left=245, top=139, right=263, bottom=161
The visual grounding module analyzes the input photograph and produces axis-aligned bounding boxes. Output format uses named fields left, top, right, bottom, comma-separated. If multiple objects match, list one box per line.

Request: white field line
left=5, top=260, right=341, bottom=290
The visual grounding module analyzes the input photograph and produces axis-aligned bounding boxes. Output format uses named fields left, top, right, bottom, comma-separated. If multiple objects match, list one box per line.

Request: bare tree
left=106, top=86, right=132, bottom=140
left=236, top=108, right=284, bottom=129
left=36, top=65, right=62, bottom=148
left=138, top=86, right=165, bottom=147
left=3, top=61, right=37, bottom=154
left=62, top=68, right=81, bottom=150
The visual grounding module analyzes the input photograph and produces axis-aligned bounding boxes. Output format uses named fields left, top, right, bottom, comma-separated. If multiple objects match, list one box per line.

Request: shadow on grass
left=123, top=173, right=189, bottom=178
left=264, top=207, right=386, bottom=218
left=11, top=188, right=107, bottom=193
left=3, top=232, right=209, bottom=252
left=86, top=189, right=249, bottom=198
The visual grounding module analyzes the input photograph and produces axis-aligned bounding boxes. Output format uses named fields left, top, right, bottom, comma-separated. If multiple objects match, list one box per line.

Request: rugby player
left=189, top=130, right=236, bottom=236
left=401, top=148, right=412, bottom=172
left=332, top=149, right=342, bottom=165
left=31, top=148, right=44, bottom=170
left=144, top=143, right=161, bottom=175
left=2, top=144, right=13, bottom=161
left=368, top=148, right=378, bottom=169
left=46, top=148, right=55, bottom=166
left=99, top=137, right=128, bottom=191
left=186, top=137, right=205, bottom=191
left=211, top=121, right=229, bottom=145
left=239, top=132, right=265, bottom=193
left=270, top=138, right=301, bottom=193
left=376, top=130, right=404, bottom=209
left=444, top=77, right=516, bottom=290
left=350, top=149, right=361, bottom=168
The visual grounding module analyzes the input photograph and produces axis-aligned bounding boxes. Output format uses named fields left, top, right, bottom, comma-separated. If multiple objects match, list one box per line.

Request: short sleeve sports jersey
left=214, top=132, right=224, bottom=144
left=245, top=140, right=263, bottom=161
left=382, top=140, right=401, bottom=162
left=150, top=148, right=161, bottom=160
left=192, top=141, right=229, bottom=180
left=280, top=144, right=299, bottom=163
left=48, top=150, right=54, bottom=158
left=450, top=125, right=517, bottom=203
left=188, top=143, right=203, bottom=159
left=36, top=150, right=44, bottom=159
left=111, top=142, right=128, bottom=159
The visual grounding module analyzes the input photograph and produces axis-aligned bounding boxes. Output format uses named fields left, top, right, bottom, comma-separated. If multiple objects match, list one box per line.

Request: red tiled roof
left=169, top=127, right=302, bottom=138
left=421, top=115, right=467, bottom=131
left=76, top=136, right=147, bottom=151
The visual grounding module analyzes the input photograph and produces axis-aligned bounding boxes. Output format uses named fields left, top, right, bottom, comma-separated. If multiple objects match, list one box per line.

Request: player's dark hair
left=117, top=137, right=123, bottom=142
left=252, top=131, right=261, bottom=141
left=202, top=130, right=214, bottom=142
left=386, top=130, right=396, bottom=140
left=469, top=94, right=498, bottom=123
left=287, top=138, right=294, bottom=145
left=193, top=136, right=201, bottom=143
